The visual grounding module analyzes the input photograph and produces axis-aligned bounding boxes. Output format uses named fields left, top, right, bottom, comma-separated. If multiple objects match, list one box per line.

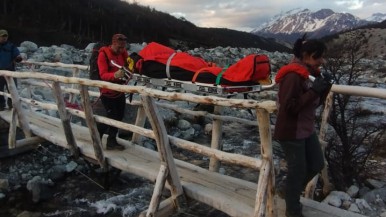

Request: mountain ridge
left=252, top=8, right=385, bottom=43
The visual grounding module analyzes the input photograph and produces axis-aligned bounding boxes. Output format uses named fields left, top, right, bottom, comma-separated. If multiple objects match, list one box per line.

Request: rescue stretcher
left=111, top=60, right=276, bottom=96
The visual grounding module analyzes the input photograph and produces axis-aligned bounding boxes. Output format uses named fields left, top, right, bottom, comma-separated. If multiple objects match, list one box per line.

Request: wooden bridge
left=1, top=62, right=383, bottom=217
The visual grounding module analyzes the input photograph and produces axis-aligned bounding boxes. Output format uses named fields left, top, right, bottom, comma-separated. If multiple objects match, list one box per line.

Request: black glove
left=311, top=76, right=332, bottom=95
left=321, top=71, right=333, bottom=83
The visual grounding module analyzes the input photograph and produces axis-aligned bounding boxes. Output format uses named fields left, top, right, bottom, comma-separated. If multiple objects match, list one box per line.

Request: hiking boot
left=106, top=137, right=125, bottom=150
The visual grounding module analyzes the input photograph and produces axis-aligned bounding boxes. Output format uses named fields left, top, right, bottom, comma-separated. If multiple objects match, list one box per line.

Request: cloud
left=335, top=0, right=364, bottom=10
left=137, top=0, right=386, bottom=31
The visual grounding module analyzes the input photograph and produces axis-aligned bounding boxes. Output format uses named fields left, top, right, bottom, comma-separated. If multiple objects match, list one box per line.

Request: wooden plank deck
left=0, top=109, right=367, bottom=217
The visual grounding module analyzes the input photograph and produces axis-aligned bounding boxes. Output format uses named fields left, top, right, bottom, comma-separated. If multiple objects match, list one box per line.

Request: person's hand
left=14, top=56, right=23, bottom=63
left=321, top=71, right=333, bottom=83
left=114, top=69, right=125, bottom=79
left=311, top=76, right=332, bottom=95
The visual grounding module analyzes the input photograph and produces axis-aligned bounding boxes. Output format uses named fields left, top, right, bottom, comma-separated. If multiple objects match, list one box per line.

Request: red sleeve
left=98, top=48, right=118, bottom=81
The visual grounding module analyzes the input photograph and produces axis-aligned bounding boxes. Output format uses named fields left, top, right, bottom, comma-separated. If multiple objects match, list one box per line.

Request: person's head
left=0, top=29, right=9, bottom=43
left=293, top=34, right=326, bottom=71
left=111, top=33, right=127, bottom=54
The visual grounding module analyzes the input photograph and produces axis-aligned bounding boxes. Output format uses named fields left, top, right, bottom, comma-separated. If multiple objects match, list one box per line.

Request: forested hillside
left=0, top=0, right=290, bottom=52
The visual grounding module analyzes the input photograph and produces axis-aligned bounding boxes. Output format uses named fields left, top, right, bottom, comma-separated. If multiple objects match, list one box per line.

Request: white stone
left=347, top=185, right=360, bottom=198
left=348, top=203, right=361, bottom=213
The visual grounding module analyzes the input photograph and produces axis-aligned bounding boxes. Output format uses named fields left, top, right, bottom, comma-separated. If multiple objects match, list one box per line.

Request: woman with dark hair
left=274, top=34, right=332, bottom=217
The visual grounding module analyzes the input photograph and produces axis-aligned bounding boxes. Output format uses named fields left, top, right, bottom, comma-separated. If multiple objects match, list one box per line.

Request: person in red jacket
left=97, top=33, right=129, bottom=150
left=274, top=34, right=332, bottom=217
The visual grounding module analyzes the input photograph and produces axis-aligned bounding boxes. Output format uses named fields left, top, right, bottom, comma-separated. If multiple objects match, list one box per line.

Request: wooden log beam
left=209, top=105, right=223, bottom=172
left=80, top=85, right=107, bottom=170
left=4, top=76, right=32, bottom=138
left=132, top=106, right=147, bottom=145
left=305, top=92, right=335, bottom=198
left=8, top=109, right=17, bottom=149
left=169, top=136, right=262, bottom=170
left=331, top=84, right=386, bottom=99
left=141, top=95, right=184, bottom=205
left=0, top=144, right=38, bottom=158
left=158, top=103, right=258, bottom=126
left=68, top=68, right=80, bottom=103
left=52, top=81, right=80, bottom=158
left=147, top=164, right=169, bottom=217
left=255, top=108, right=276, bottom=217
left=254, top=160, right=270, bottom=217
left=139, top=197, right=176, bottom=217
left=24, top=61, right=89, bottom=70
left=16, top=136, right=45, bottom=147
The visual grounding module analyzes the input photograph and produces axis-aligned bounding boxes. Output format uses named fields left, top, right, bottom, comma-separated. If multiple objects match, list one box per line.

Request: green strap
left=215, top=64, right=229, bottom=85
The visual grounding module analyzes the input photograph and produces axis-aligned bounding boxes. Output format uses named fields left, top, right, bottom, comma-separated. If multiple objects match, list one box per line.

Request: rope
left=34, top=144, right=117, bottom=193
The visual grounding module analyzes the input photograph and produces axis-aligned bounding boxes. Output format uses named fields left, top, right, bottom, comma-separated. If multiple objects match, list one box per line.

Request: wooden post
left=68, top=68, right=79, bottom=103
left=254, top=160, right=270, bottom=216
left=209, top=105, right=223, bottom=172
left=52, top=82, right=80, bottom=159
left=8, top=109, right=17, bottom=149
left=305, top=92, right=334, bottom=198
left=5, top=76, right=32, bottom=138
left=255, top=108, right=276, bottom=217
left=132, top=106, right=147, bottom=145
left=141, top=95, right=184, bottom=212
left=147, top=164, right=169, bottom=217
left=80, top=85, right=107, bottom=170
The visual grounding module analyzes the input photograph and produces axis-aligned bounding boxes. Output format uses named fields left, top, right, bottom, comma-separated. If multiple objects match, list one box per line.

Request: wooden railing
left=0, top=62, right=277, bottom=217
left=1, top=61, right=385, bottom=216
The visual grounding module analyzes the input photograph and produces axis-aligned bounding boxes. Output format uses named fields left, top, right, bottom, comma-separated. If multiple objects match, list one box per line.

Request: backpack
left=89, top=42, right=107, bottom=80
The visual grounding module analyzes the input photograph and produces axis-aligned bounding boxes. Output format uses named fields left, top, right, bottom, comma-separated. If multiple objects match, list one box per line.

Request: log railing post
left=305, top=92, right=334, bottom=198
left=132, top=106, right=147, bottom=145
left=255, top=108, right=276, bottom=217
left=68, top=68, right=79, bottom=103
left=141, top=95, right=184, bottom=214
left=8, top=109, right=17, bottom=149
left=52, top=81, right=80, bottom=159
left=209, top=105, right=223, bottom=172
left=5, top=76, right=32, bottom=138
left=147, top=164, right=169, bottom=217
left=80, top=85, right=108, bottom=170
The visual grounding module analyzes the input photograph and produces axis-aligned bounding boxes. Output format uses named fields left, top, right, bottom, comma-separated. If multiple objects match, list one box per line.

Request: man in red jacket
left=97, top=33, right=129, bottom=150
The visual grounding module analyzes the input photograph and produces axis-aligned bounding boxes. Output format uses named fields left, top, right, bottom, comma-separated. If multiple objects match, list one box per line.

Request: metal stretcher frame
left=132, top=74, right=276, bottom=96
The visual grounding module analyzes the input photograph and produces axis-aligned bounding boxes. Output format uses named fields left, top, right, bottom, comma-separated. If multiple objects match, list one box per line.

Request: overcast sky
left=138, top=0, right=386, bottom=32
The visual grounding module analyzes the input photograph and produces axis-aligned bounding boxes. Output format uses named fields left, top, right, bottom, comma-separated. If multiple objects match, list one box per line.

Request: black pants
left=0, top=76, right=17, bottom=107
left=98, top=94, right=126, bottom=139
left=279, top=132, right=325, bottom=214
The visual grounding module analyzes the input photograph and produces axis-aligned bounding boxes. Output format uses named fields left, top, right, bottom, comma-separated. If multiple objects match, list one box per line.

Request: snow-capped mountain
left=252, top=8, right=375, bottom=43
left=366, top=13, right=386, bottom=22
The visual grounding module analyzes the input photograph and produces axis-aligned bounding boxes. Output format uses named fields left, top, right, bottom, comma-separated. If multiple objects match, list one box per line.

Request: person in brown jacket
left=273, top=34, right=332, bottom=217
